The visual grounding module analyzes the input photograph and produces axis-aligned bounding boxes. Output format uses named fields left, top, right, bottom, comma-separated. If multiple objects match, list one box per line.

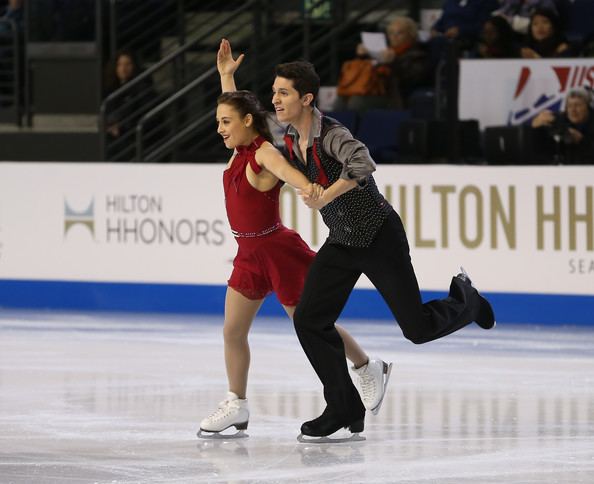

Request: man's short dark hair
left=275, top=61, right=320, bottom=103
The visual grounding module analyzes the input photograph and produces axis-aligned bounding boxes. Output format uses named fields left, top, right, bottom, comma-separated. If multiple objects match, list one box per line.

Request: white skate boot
left=197, top=391, right=249, bottom=439
left=352, top=358, right=393, bottom=416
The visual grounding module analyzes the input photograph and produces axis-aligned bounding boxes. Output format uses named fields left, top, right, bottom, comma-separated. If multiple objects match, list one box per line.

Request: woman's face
left=216, top=103, right=253, bottom=149
left=482, top=21, right=499, bottom=45
left=116, top=55, right=135, bottom=83
left=386, top=20, right=411, bottom=49
left=566, top=96, right=590, bottom=125
left=531, top=14, right=554, bottom=42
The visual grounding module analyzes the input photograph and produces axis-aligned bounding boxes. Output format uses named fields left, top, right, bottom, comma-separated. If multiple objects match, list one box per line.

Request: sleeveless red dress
left=223, top=136, right=315, bottom=306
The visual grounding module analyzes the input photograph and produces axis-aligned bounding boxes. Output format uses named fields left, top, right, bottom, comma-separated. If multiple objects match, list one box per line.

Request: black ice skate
left=456, top=267, right=496, bottom=330
left=297, top=407, right=365, bottom=444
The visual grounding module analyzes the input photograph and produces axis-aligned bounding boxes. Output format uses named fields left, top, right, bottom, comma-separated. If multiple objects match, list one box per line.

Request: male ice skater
left=220, top=40, right=495, bottom=442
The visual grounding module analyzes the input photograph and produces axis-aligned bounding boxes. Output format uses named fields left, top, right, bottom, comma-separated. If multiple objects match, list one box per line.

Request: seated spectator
left=103, top=49, right=155, bottom=142
left=430, top=0, right=499, bottom=47
left=0, top=0, right=24, bottom=108
left=476, top=15, right=521, bottom=58
left=334, top=16, right=431, bottom=111
left=531, top=87, right=594, bottom=163
left=492, top=0, right=559, bottom=34
left=580, top=32, right=594, bottom=57
left=0, top=0, right=23, bottom=35
left=520, top=8, right=571, bottom=58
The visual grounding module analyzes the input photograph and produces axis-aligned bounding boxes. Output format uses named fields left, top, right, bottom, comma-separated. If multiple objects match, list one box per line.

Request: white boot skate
left=197, top=392, right=249, bottom=439
left=352, top=358, right=393, bottom=416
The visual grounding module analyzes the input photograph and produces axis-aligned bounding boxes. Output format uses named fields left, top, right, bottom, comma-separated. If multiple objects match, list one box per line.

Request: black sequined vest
left=285, top=116, right=392, bottom=247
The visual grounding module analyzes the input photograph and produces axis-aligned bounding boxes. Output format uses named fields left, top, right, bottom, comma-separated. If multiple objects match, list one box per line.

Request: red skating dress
left=223, top=136, right=315, bottom=306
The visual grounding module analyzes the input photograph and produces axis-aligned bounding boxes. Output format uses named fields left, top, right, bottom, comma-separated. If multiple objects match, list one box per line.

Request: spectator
left=520, top=8, right=571, bottom=58
left=0, top=0, right=24, bottom=108
left=476, top=15, right=521, bottom=58
left=0, top=0, right=23, bottom=35
left=580, top=32, right=594, bottom=57
left=102, top=49, right=164, bottom=161
left=430, top=0, right=499, bottom=46
left=103, top=49, right=154, bottom=142
left=531, top=87, right=594, bottom=163
left=334, top=16, right=431, bottom=111
left=492, top=0, right=559, bottom=34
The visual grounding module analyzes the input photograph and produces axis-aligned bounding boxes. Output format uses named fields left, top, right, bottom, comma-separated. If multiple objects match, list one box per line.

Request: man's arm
left=300, top=178, right=357, bottom=210
left=299, top=126, right=375, bottom=209
left=322, top=126, right=376, bottom=186
left=217, top=38, right=243, bottom=92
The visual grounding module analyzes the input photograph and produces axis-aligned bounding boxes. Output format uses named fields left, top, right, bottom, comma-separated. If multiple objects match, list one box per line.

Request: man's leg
left=293, top=242, right=365, bottom=425
left=363, top=211, right=486, bottom=343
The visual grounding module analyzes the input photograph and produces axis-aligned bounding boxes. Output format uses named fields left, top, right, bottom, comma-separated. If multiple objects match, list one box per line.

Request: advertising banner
left=459, top=58, right=594, bottom=128
left=1, top=163, right=592, bottom=297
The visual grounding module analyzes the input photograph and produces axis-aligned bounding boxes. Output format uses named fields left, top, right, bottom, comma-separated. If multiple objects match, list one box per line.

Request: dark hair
left=103, top=49, right=141, bottom=97
left=274, top=61, right=320, bottom=103
left=482, top=15, right=519, bottom=58
left=217, top=90, right=273, bottom=143
left=526, top=8, right=567, bottom=57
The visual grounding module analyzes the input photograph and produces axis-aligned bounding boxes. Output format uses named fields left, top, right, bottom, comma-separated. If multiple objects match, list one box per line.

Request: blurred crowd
left=332, top=0, right=594, bottom=163
left=1, top=0, right=592, bottom=164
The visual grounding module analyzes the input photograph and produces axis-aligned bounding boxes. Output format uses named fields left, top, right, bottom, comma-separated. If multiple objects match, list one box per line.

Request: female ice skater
left=218, top=39, right=495, bottom=443
left=197, top=48, right=392, bottom=438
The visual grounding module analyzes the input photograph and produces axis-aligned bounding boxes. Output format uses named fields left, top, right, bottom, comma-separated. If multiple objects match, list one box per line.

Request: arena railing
left=128, top=0, right=404, bottom=163
left=99, top=0, right=258, bottom=162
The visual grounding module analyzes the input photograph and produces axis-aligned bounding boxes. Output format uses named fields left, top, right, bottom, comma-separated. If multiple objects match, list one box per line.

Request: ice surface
left=1, top=311, right=593, bottom=483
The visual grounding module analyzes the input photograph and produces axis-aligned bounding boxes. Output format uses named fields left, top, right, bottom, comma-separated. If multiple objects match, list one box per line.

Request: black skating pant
left=293, top=210, right=481, bottom=419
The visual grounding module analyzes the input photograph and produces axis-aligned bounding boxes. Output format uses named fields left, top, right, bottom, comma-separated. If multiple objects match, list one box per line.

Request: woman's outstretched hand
left=217, top=38, right=244, bottom=76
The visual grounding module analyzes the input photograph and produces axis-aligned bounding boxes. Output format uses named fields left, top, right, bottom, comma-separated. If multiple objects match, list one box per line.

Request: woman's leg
left=224, top=287, right=264, bottom=399
left=283, top=306, right=368, bottom=368
left=335, top=324, right=368, bottom=368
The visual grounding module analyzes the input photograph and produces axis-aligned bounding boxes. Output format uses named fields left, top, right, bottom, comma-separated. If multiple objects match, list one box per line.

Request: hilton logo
left=64, top=198, right=95, bottom=238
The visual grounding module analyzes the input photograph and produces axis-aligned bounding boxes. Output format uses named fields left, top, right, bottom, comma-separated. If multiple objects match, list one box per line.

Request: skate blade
left=197, top=429, right=248, bottom=440
left=370, top=362, right=393, bottom=416
left=297, top=433, right=366, bottom=444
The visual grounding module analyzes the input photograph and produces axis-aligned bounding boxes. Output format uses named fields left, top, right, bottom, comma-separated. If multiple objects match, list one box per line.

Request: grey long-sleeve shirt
left=284, top=108, right=376, bottom=185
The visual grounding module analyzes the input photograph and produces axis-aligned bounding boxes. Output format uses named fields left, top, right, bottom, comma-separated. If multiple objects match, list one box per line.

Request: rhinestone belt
left=231, top=222, right=281, bottom=238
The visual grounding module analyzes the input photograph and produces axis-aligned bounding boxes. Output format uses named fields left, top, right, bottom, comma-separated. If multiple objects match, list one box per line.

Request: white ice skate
left=352, top=358, right=393, bottom=416
left=197, top=391, right=249, bottom=439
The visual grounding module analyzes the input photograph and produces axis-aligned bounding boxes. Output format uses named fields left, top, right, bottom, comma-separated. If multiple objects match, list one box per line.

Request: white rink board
left=0, top=163, right=592, bottom=296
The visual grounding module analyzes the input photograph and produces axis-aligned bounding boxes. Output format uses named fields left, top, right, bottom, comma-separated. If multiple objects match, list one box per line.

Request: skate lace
left=359, top=371, right=377, bottom=400
left=206, top=398, right=239, bottom=422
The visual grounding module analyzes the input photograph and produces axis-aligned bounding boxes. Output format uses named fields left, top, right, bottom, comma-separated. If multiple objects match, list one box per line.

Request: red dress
left=223, top=136, right=315, bottom=306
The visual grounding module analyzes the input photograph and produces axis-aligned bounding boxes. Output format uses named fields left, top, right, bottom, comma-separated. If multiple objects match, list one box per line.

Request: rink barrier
left=0, top=279, right=592, bottom=326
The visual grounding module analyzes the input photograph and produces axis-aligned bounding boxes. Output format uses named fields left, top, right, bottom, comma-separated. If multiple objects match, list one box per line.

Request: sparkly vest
left=284, top=116, right=392, bottom=247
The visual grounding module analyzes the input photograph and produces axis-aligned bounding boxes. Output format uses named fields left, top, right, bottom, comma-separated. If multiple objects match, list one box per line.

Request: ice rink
left=1, top=311, right=593, bottom=483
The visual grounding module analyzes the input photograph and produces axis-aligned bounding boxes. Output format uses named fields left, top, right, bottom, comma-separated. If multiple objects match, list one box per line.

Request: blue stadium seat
left=355, top=109, right=411, bottom=163
left=408, top=88, right=437, bottom=120
left=324, top=110, right=358, bottom=134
